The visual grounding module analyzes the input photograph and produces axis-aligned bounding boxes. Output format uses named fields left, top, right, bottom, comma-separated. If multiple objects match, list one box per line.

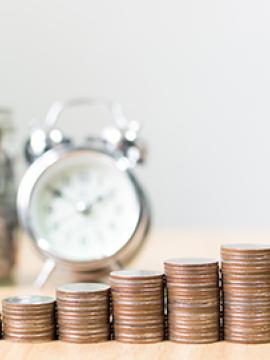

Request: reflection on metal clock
left=17, top=98, right=150, bottom=287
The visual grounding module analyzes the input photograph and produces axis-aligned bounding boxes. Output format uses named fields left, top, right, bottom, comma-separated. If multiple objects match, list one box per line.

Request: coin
left=2, top=295, right=56, bottom=342
left=110, top=270, right=164, bottom=343
left=165, top=258, right=220, bottom=344
left=57, top=283, right=110, bottom=293
left=3, top=295, right=55, bottom=306
left=56, top=282, right=111, bottom=343
left=221, top=243, right=270, bottom=343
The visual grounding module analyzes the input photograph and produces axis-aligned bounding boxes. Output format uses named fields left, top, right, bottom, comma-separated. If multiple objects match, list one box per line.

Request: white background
left=1, top=0, right=270, bottom=229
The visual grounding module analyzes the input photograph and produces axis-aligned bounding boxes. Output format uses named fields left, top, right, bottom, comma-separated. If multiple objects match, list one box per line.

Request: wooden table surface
left=1, top=229, right=270, bottom=359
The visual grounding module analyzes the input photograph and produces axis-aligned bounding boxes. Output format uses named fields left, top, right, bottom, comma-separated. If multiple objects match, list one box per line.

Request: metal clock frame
left=17, top=144, right=150, bottom=286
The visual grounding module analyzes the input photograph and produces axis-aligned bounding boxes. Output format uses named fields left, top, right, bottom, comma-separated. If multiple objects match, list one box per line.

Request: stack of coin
left=164, top=283, right=168, bottom=340
left=219, top=284, right=224, bottom=340
left=221, top=243, right=270, bottom=344
left=110, top=270, right=165, bottom=343
left=2, top=295, right=56, bottom=342
left=56, top=283, right=111, bottom=343
left=164, top=258, right=220, bottom=344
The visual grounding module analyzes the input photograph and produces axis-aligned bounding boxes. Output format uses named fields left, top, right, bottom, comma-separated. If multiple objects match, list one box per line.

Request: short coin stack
left=221, top=244, right=270, bottom=344
left=56, top=283, right=111, bottom=343
left=164, top=258, right=220, bottom=344
left=110, top=270, right=165, bottom=343
left=2, top=295, right=56, bottom=342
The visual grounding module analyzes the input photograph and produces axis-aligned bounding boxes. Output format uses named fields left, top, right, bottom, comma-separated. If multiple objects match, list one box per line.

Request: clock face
left=28, top=151, right=141, bottom=262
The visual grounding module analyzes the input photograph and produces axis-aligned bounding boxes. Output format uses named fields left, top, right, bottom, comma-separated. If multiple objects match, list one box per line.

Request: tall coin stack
left=110, top=270, right=165, bottom=343
left=164, top=258, right=220, bottom=344
left=56, top=283, right=111, bottom=343
left=221, top=244, right=270, bottom=344
left=2, top=295, right=56, bottom=342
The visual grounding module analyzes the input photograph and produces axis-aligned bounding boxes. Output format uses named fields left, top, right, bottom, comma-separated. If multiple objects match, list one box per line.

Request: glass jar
left=0, top=108, right=17, bottom=280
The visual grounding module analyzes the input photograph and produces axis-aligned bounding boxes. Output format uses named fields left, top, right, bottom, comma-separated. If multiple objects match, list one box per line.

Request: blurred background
left=1, top=0, right=270, bottom=231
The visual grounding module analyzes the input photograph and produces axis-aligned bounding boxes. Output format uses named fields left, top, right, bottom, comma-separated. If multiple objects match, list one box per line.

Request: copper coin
left=224, top=336, right=270, bottom=344
left=3, top=318, right=54, bottom=326
left=168, top=288, right=219, bottom=296
left=169, top=312, right=219, bottom=321
left=168, top=329, right=219, bottom=339
left=57, top=315, right=108, bottom=323
left=113, top=312, right=164, bottom=319
left=169, top=335, right=219, bottom=344
left=3, top=329, right=55, bottom=337
left=56, top=304, right=108, bottom=311
left=2, top=307, right=55, bottom=315
left=59, top=333, right=109, bottom=343
left=112, top=309, right=163, bottom=317
left=57, top=322, right=109, bottom=329
left=114, top=330, right=164, bottom=338
left=3, top=325, right=55, bottom=333
left=168, top=297, right=219, bottom=305
left=59, top=327, right=109, bottom=335
left=111, top=294, right=163, bottom=305
left=2, top=313, right=55, bottom=321
left=4, top=335, right=55, bottom=342
left=114, top=336, right=163, bottom=344
left=114, top=320, right=164, bottom=327
left=56, top=297, right=109, bottom=305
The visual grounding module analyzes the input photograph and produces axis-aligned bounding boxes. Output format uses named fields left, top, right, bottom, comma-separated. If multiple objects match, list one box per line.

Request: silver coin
left=165, top=258, right=218, bottom=266
left=221, top=244, right=270, bottom=251
left=110, top=270, right=163, bottom=278
left=57, top=283, right=110, bottom=293
left=3, top=295, right=55, bottom=305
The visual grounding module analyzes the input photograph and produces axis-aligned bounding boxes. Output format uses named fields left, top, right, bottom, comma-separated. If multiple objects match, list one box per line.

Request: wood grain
left=1, top=340, right=270, bottom=360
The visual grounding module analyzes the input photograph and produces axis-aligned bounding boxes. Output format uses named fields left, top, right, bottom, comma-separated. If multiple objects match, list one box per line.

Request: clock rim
left=17, top=144, right=151, bottom=271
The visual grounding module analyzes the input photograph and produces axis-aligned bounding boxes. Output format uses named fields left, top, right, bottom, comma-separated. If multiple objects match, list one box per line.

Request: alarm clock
left=17, top=98, right=150, bottom=287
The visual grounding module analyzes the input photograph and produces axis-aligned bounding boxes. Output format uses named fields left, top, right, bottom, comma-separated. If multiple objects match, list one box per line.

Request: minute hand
left=81, top=190, right=114, bottom=215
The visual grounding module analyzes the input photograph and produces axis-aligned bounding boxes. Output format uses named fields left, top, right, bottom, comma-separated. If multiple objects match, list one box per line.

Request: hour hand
left=47, top=186, right=77, bottom=209
left=47, top=186, right=62, bottom=198
left=80, top=189, right=115, bottom=215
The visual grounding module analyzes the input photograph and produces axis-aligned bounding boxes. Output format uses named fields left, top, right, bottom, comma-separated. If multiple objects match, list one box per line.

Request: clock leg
left=34, top=258, right=56, bottom=288
left=109, top=260, right=123, bottom=271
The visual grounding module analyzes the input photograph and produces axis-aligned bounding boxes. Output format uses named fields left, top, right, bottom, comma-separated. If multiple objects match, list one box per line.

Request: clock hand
left=47, top=185, right=78, bottom=209
left=47, top=186, right=62, bottom=198
left=79, top=189, right=114, bottom=216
